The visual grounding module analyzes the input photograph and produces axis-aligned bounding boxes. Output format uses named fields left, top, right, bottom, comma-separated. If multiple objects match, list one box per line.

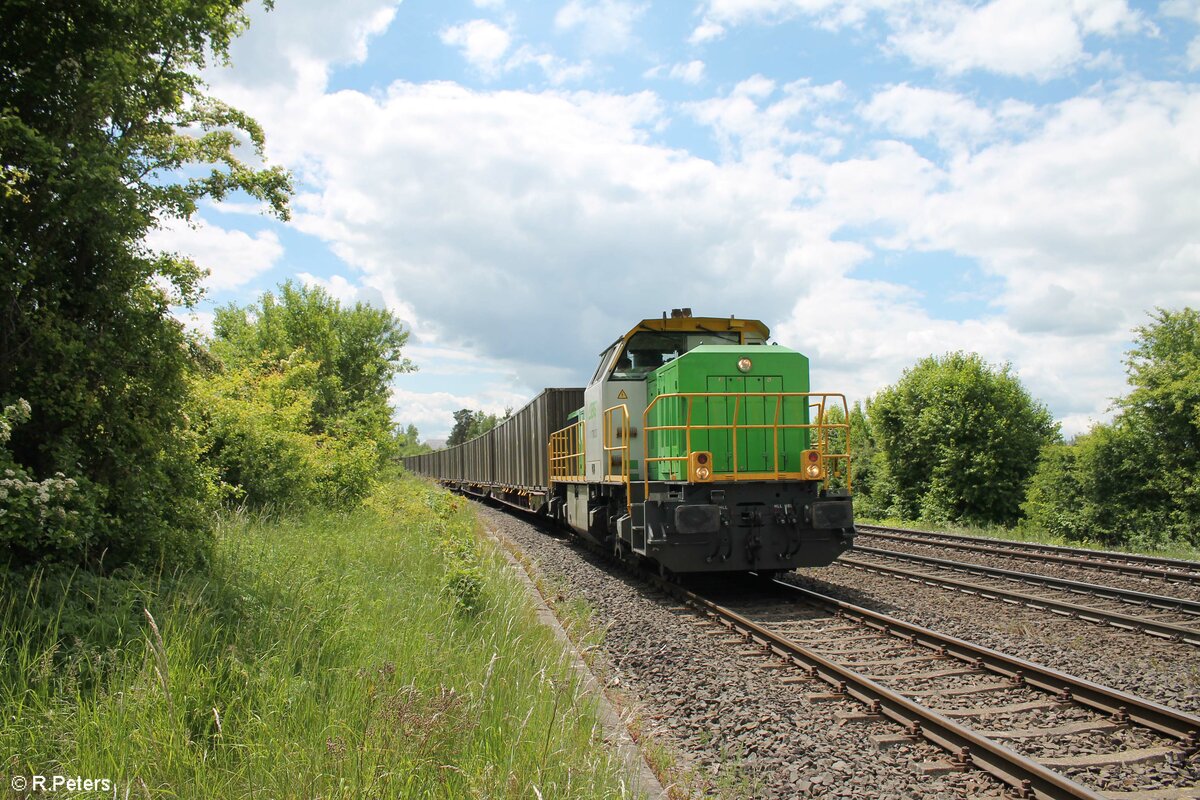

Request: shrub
left=0, top=400, right=97, bottom=559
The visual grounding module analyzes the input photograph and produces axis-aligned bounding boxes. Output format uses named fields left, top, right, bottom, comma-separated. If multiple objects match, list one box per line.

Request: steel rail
left=857, top=525, right=1200, bottom=586
left=764, top=580, right=1200, bottom=745
left=674, top=583, right=1110, bottom=800
left=858, top=525, right=1200, bottom=572
left=851, top=544, right=1200, bottom=617
left=838, top=553, right=1200, bottom=647
left=479, top=498, right=1200, bottom=800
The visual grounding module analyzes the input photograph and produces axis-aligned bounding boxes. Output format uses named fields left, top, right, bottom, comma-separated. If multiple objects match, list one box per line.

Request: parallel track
left=838, top=546, right=1200, bottom=646
left=678, top=578, right=1200, bottom=800
left=479, top=497, right=1200, bottom=799
left=857, top=525, right=1200, bottom=587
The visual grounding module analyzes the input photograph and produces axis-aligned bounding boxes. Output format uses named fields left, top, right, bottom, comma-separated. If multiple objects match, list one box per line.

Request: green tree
left=195, top=283, right=415, bottom=508
left=393, top=424, right=432, bottom=457
left=1024, top=308, right=1200, bottom=548
left=211, top=281, right=413, bottom=439
left=842, top=400, right=895, bottom=518
left=188, top=354, right=380, bottom=510
left=0, top=0, right=290, bottom=566
left=446, top=410, right=476, bottom=447
left=870, top=352, right=1059, bottom=526
left=446, top=408, right=506, bottom=447
left=1120, top=308, right=1200, bottom=536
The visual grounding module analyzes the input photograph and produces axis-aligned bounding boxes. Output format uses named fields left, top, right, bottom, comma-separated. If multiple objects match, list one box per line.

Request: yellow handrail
left=548, top=419, right=585, bottom=481
left=640, top=392, right=852, bottom=496
left=602, top=403, right=631, bottom=515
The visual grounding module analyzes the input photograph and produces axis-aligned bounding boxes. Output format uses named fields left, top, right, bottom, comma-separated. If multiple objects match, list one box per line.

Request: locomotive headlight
left=801, top=449, right=825, bottom=481
left=737, top=357, right=753, bottom=373
left=688, top=451, right=714, bottom=482
left=696, top=465, right=711, bottom=480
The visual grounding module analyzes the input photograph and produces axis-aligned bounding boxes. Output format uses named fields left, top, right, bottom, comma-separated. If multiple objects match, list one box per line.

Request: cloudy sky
left=157, top=0, right=1200, bottom=439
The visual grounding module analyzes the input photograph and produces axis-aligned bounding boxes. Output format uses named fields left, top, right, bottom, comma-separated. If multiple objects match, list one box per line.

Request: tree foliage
left=870, top=352, right=1059, bottom=526
left=193, top=283, right=415, bottom=509
left=211, top=281, right=413, bottom=440
left=0, top=0, right=290, bottom=566
left=392, top=424, right=432, bottom=458
left=1024, top=309, right=1200, bottom=548
left=188, top=355, right=380, bottom=510
left=842, top=401, right=894, bottom=518
left=446, top=408, right=509, bottom=447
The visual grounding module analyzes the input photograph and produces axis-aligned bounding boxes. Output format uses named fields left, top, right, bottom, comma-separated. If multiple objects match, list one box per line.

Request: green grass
left=1, top=475, right=635, bottom=798
left=858, top=516, right=1200, bottom=562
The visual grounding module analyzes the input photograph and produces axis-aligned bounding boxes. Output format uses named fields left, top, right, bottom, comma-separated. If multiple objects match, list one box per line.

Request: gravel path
left=479, top=503, right=1010, bottom=799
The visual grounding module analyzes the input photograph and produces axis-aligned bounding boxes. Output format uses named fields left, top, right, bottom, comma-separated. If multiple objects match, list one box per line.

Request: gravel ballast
left=479, top=503, right=1012, bottom=799
left=791, top=557, right=1200, bottom=716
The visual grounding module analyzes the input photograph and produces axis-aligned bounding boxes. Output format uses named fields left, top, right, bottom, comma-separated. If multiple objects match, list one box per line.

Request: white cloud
left=232, top=80, right=868, bottom=381
left=670, top=60, right=707, bottom=83
left=145, top=216, right=284, bottom=292
left=297, top=272, right=380, bottom=306
left=860, top=84, right=997, bottom=149
left=685, top=76, right=848, bottom=158
left=555, top=0, right=647, bottom=53
left=644, top=60, right=707, bottom=84
left=441, top=19, right=513, bottom=77
left=690, top=0, right=1144, bottom=79
left=220, top=0, right=400, bottom=89
left=391, top=385, right=533, bottom=437
left=889, top=0, right=1087, bottom=79
left=682, top=77, right=1198, bottom=426
left=507, top=46, right=596, bottom=84
left=1163, top=0, right=1200, bottom=69
left=201, top=0, right=1197, bottom=437
left=688, top=19, right=727, bottom=43
left=913, top=83, right=1200, bottom=331
left=692, top=0, right=865, bottom=31
left=774, top=281, right=1128, bottom=437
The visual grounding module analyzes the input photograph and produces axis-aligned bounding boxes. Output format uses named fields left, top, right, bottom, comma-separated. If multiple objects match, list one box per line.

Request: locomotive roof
left=603, top=316, right=771, bottom=354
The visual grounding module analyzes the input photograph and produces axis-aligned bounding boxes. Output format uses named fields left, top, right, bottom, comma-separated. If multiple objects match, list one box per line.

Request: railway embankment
left=1, top=476, right=640, bottom=799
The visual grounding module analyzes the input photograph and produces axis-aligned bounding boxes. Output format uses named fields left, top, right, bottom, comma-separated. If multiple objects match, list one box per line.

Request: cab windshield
left=611, top=330, right=740, bottom=379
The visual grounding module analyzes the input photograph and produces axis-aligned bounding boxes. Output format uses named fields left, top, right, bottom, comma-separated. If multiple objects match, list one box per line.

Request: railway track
left=857, top=525, right=1200, bottom=588
left=481, top=499, right=1200, bottom=797
left=836, top=546, right=1200, bottom=646
left=681, top=576, right=1200, bottom=799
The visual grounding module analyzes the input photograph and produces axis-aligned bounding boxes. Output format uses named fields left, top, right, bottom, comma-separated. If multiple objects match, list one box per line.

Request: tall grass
left=1, top=476, right=635, bottom=798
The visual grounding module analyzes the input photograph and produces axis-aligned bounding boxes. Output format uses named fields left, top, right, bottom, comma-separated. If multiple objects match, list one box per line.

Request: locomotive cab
left=549, top=310, right=855, bottom=575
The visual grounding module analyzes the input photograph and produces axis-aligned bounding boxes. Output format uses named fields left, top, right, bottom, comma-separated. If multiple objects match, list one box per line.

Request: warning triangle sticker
left=617, top=389, right=628, bottom=399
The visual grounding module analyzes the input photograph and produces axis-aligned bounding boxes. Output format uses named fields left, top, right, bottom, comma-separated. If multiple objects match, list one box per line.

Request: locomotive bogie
left=635, top=481, right=853, bottom=573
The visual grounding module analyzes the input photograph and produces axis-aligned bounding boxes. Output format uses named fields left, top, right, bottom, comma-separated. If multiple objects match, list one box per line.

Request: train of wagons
left=403, top=310, right=856, bottom=576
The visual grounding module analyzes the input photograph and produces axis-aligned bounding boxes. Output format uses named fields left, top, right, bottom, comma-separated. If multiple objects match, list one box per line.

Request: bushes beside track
left=1, top=475, right=634, bottom=799
left=853, top=308, right=1200, bottom=553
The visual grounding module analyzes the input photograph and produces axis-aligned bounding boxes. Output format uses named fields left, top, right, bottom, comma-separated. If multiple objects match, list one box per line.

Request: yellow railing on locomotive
left=640, top=392, right=852, bottom=493
left=548, top=419, right=585, bottom=482
left=602, top=404, right=630, bottom=484
left=602, top=403, right=632, bottom=515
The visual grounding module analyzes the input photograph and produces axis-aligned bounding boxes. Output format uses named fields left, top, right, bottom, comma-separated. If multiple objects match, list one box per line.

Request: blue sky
left=154, top=0, right=1200, bottom=440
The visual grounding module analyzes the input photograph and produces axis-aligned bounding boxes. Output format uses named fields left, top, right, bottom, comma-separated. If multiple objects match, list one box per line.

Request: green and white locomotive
left=404, top=310, right=855, bottom=574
